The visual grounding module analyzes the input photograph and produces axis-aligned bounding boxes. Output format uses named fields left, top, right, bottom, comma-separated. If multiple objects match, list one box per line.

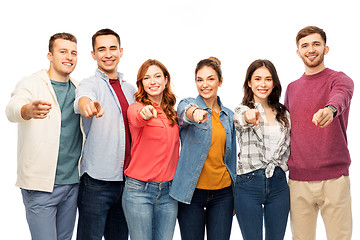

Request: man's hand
left=140, top=105, right=158, bottom=120
left=312, top=107, right=334, bottom=128
left=244, top=109, right=261, bottom=126
left=79, top=97, right=104, bottom=118
left=21, top=100, right=52, bottom=120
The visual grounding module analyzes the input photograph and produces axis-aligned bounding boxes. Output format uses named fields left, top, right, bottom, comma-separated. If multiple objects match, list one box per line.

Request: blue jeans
left=178, top=186, right=234, bottom=240
left=122, top=177, right=178, bottom=240
left=234, top=167, right=290, bottom=240
left=21, top=184, right=78, bottom=240
left=76, top=173, right=128, bottom=240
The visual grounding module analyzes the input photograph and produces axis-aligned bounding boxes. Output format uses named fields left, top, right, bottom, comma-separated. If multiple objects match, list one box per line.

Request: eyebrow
left=145, top=72, right=162, bottom=77
left=96, top=45, right=118, bottom=51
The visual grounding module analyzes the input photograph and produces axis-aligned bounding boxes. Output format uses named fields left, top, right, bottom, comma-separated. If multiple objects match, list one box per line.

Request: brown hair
left=92, top=28, right=121, bottom=51
left=242, top=59, right=289, bottom=129
left=49, top=33, right=77, bottom=53
left=296, top=26, right=327, bottom=47
left=135, top=59, right=177, bottom=126
left=195, top=57, right=222, bottom=82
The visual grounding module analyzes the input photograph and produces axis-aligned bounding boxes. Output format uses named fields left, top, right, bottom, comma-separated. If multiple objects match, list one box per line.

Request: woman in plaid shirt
left=233, top=59, right=291, bottom=240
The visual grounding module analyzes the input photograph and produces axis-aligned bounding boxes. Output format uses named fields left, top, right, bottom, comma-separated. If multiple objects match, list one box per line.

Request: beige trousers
left=289, top=176, right=352, bottom=240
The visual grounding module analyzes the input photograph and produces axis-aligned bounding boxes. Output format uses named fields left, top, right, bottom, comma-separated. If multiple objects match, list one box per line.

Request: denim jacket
left=170, top=95, right=237, bottom=204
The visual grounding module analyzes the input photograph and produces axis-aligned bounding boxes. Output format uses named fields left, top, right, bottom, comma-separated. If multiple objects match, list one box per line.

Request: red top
left=125, top=102, right=180, bottom=182
left=284, top=68, right=354, bottom=181
left=109, top=79, right=131, bottom=170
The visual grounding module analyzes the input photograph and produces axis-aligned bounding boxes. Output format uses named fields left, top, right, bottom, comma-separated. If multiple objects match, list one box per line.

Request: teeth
left=63, top=63, right=72, bottom=66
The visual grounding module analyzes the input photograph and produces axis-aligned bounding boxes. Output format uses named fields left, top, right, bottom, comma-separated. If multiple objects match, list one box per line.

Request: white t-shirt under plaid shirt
left=233, top=103, right=291, bottom=178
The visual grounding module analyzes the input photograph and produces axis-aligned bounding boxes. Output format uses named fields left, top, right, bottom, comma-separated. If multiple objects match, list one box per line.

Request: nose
left=308, top=44, right=316, bottom=53
left=149, top=77, right=155, bottom=84
left=104, top=49, right=112, bottom=58
left=260, top=79, right=266, bottom=87
left=203, top=79, right=209, bottom=87
left=65, top=52, right=73, bottom=60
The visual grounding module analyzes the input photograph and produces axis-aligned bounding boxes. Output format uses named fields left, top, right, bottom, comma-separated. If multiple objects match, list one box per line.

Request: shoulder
left=121, top=81, right=136, bottom=92
left=179, top=97, right=197, bottom=105
left=234, top=104, right=250, bottom=113
left=128, top=102, right=144, bottom=111
left=16, top=69, right=48, bottom=87
left=327, top=69, right=354, bottom=85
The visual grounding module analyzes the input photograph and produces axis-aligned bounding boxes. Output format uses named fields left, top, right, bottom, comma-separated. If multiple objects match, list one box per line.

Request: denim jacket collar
left=195, top=95, right=228, bottom=116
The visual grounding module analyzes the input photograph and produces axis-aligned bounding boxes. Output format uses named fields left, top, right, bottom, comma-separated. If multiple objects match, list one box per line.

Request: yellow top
left=196, top=111, right=232, bottom=190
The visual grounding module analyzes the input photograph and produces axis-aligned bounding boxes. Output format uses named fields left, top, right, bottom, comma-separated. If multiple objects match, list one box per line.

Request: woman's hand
left=244, top=109, right=261, bottom=126
left=140, top=105, right=158, bottom=120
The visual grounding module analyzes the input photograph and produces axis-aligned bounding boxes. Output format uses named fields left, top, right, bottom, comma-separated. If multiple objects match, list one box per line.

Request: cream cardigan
left=6, top=69, right=82, bottom=192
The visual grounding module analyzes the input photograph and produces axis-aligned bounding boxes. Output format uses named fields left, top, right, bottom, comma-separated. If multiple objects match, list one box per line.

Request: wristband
left=191, top=107, right=202, bottom=119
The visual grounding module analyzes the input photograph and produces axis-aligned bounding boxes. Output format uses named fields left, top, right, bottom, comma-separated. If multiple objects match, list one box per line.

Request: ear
left=248, top=80, right=252, bottom=88
left=324, top=45, right=329, bottom=55
left=218, top=77, right=223, bottom=87
left=91, top=51, right=96, bottom=60
left=296, top=49, right=302, bottom=58
left=119, top=48, right=124, bottom=58
left=47, top=52, right=53, bottom=62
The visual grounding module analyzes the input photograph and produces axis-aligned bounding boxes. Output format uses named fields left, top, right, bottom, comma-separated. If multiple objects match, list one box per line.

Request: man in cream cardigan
left=6, top=33, right=83, bottom=240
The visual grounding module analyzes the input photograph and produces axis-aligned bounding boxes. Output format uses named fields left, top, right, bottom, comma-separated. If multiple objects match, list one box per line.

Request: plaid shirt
left=234, top=103, right=291, bottom=178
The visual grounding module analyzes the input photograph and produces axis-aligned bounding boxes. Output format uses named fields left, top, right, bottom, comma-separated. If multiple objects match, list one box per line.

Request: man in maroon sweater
left=285, top=26, right=354, bottom=240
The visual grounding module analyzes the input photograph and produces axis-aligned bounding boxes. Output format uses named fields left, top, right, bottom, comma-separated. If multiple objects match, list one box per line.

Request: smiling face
left=297, top=33, right=329, bottom=74
left=196, top=66, right=222, bottom=102
left=248, top=66, right=274, bottom=103
left=92, top=34, right=123, bottom=79
left=47, top=39, right=77, bottom=77
left=142, top=65, right=168, bottom=104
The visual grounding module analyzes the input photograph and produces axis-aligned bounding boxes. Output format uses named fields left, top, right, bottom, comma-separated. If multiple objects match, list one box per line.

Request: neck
left=149, top=94, right=163, bottom=106
left=254, top=97, right=270, bottom=109
left=47, top=68, right=69, bottom=82
left=305, top=63, right=326, bottom=75
left=203, top=96, right=220, bottom=111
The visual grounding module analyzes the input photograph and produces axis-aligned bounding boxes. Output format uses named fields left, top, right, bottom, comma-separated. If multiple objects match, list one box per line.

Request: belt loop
left=145, top=182, right=149, bottom=191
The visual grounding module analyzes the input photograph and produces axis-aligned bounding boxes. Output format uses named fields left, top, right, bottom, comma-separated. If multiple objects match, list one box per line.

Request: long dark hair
left=242, top=59, right=289, bottom=129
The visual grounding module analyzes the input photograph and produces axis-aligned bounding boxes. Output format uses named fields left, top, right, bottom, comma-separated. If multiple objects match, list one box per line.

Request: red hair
left=135, top=59, right=177, bottom=126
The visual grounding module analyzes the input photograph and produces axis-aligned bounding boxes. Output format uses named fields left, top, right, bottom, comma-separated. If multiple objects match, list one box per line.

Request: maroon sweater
left=284, top=68, right=354, bottom=181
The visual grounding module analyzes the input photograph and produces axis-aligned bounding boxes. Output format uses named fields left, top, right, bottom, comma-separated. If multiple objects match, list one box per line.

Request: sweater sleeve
left=327, top=72, right=354, bottom=117
left=6, top=77, right=33, bottom=123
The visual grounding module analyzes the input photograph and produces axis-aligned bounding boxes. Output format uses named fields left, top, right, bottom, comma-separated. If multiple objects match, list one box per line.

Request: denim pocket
left=125, top=179, right=145, bottom=191
left=186, top=124, right=209, bottom=144
left=83, top=174, right=109, bottom=189
left=236, top=172, right=255, bottom=185
left=274, top=168, right=286, bottom=179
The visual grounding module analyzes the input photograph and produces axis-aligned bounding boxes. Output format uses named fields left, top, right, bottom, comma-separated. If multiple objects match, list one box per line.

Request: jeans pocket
left=274, top=168, right=286, bottom=179
left=83, top=174, right=109, bottom=189
left=236, top=172, right=254, bottom=185
left=125, top=179, right=145, bottom=191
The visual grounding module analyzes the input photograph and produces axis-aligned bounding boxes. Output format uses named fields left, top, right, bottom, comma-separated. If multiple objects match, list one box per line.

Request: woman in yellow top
left=170, top=57, right=237, bottom=240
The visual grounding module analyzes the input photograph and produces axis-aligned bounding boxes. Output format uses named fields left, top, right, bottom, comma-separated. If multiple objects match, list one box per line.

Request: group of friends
left=6, top=26, right=354, bottom=240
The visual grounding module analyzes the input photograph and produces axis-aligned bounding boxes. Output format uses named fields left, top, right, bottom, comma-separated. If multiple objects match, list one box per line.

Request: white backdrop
left=0, top=0, right=359, bottom=239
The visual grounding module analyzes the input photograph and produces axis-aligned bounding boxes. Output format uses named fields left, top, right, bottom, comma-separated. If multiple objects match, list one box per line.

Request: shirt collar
left=95, top=69, right=124, bottom=83
left=195, top=95, right=228, bottom=116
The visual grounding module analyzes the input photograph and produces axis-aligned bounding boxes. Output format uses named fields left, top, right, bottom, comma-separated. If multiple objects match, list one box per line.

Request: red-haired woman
left=122, top=59, right=179, bottom=240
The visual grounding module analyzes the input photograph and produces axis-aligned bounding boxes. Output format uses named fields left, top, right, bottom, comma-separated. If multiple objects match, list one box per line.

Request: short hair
left=92, top=28, right=121, bottom=51
left=296, top=26, right=327, bottom=46
left=49, top=33, right=77, bottom=53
